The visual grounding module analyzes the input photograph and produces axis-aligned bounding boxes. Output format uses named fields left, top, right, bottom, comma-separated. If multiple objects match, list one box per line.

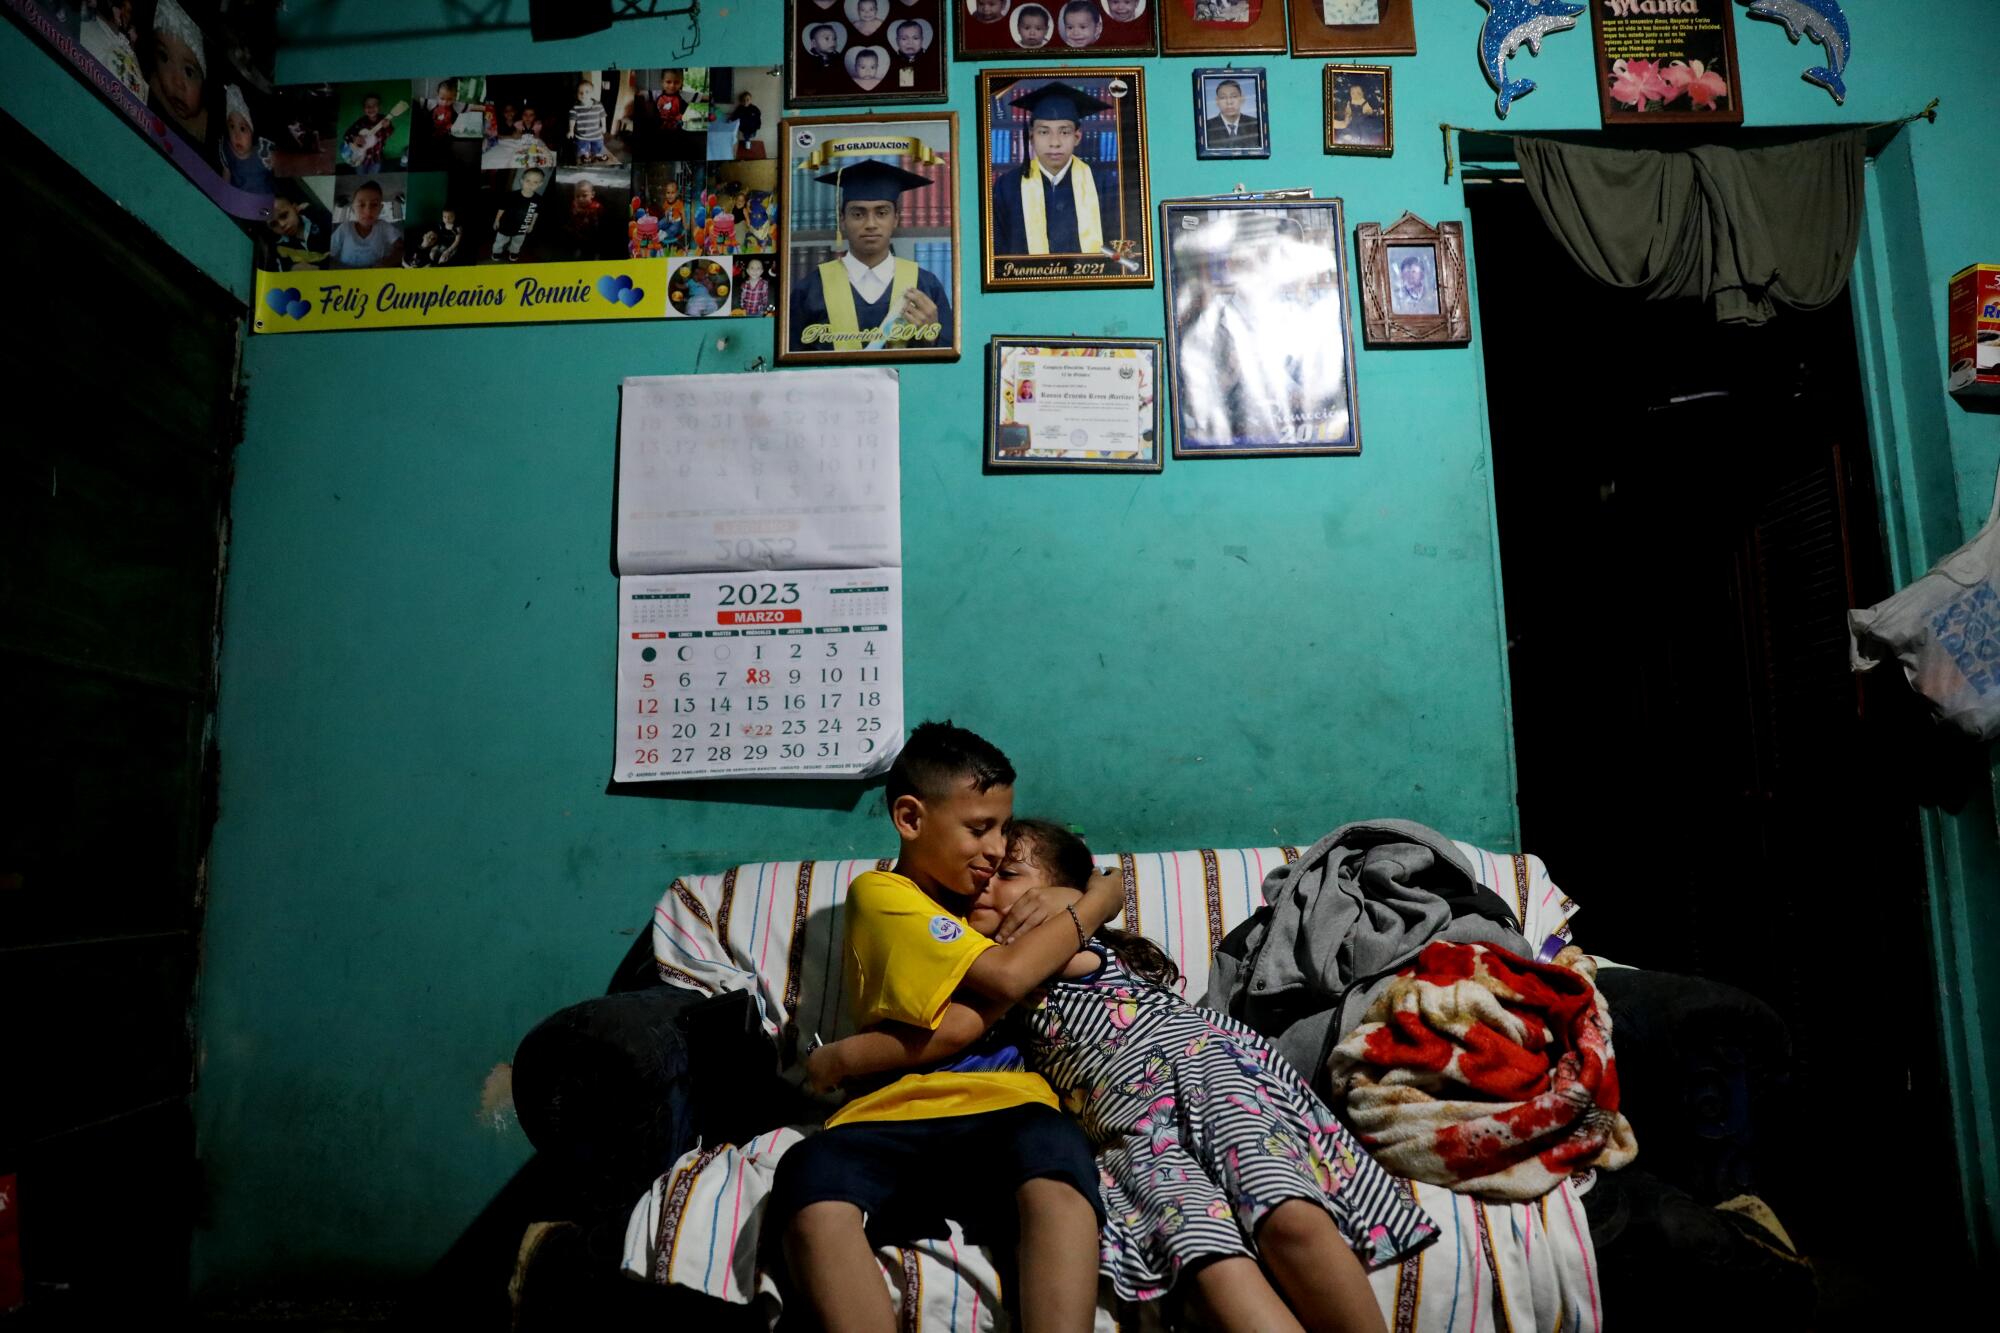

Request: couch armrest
left=1595, top=967, right=1796, bottom=1209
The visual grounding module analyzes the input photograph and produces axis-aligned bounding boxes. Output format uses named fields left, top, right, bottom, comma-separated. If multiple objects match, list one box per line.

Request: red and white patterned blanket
left=1326, top=941, right=1638, bottom=1200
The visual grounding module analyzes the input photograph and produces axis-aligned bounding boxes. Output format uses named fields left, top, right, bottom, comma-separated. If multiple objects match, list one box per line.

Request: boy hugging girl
left=773, top=722, right=1435, bottom=1331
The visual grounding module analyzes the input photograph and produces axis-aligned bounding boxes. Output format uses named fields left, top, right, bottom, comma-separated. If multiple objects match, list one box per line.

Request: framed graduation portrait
left=1289, top=0, right=1416, bottom=58
left=1162, top=2, right=1288, bottom=56
left=786, top=0, right=947, bottom=106
left=955, top=0, right=1159, bottom=60
left=976, top=68, right=1153, bottom=291
left=777, top=112, right=962, bottom=363
left=1161, top=198, right=1362, bottom=457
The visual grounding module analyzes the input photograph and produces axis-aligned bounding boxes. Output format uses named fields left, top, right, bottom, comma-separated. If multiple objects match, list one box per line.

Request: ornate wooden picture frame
left=1355, top=211, right=1470, bottom=346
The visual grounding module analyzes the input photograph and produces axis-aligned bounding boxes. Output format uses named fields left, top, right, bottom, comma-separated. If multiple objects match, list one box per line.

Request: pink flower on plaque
left=1608, top=59, right=1670, bottom=110
left=1662, top=61, right=1730, bottom=111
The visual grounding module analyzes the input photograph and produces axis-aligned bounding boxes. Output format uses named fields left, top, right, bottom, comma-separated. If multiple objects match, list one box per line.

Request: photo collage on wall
left=254, top=64, right=783, bottom=320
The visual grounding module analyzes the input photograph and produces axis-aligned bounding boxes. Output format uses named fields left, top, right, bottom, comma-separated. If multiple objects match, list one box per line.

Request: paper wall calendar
left=614, top=369, right=903, bottom=782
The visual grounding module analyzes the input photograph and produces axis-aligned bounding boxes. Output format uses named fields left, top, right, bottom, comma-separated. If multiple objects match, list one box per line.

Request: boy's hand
left=996, top=883, right=1082, bottom=945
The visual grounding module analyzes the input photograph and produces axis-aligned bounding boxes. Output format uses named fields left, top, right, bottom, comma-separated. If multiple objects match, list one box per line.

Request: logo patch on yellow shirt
left=928, top=915, right=963, bottom=943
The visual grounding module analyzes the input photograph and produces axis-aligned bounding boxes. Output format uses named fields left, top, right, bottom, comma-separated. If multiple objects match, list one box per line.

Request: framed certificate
left=986, top=336, right=1164, bottom=471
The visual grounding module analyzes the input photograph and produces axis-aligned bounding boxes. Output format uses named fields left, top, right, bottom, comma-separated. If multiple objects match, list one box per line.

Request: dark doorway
left=0, top=110, right=241, bottom=1316
left=1469, top=179, right=1966, bottom=1320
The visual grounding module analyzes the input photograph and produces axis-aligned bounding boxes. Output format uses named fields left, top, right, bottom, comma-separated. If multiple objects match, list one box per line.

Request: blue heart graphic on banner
left=618, top=286, right=644, bottom=308
left=285, top=299, right=311, bottom=320
left=598, top=273, right=635, bottom=303
left=265, top=287, right=301, bottom=315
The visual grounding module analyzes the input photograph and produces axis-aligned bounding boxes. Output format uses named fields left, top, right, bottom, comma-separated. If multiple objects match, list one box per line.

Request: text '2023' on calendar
left=613, top=369, right=905, bottom=782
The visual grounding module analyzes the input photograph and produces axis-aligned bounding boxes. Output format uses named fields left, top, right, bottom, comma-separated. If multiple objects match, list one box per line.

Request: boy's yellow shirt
left=825, top=869, right=1058, bottom=1128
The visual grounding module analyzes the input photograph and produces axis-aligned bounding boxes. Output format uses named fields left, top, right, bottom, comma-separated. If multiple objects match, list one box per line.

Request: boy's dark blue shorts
left=769, top=1103, right=1101, bottom=1245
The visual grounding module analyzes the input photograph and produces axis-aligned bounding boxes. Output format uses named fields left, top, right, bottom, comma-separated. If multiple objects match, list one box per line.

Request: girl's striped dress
left=1022, top=943, right=1438, bottom=1304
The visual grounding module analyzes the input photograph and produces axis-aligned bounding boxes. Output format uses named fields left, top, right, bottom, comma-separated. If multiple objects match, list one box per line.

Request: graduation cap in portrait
left=1010, top=81, right=1112, bottom=126
left=816, top=157, right=933, bottom=209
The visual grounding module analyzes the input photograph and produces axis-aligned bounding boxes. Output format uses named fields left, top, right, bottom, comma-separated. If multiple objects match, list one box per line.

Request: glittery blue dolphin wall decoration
left=1742, top=0, right=1853, bottom=104
left=1476, top=0, right=1588, bottom=118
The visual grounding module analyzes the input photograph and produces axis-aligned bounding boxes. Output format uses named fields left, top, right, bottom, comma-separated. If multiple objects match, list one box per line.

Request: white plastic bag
left=1849, top=466, right=2000, bottom=742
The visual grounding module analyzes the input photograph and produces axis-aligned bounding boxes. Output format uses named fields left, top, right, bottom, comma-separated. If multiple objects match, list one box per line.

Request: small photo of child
left=269, top=82, right=335, bottom=177
left=144, top=0, right=223, bottom=170
left=219, top=82, right=276, bottom=194
left=634, top=67, right=712, bottom=159
left=480, top=71, right=574, bottom=171
left=631, top=161, right=698, bottom=258
left=564, top=69, right=637, bottom=166
left=554, top=165, right=632, bottom=261
left=392, top=173, right=453, bottom=268
left=327, top=174, right=407, bottom=268
left=80, top=0, right=146, bottom=100
left=410, top=74, right=485, bottom=172
left=258, top=177, right=335, bottom=271
left=703, top=66, right=778, bottom=162
left=731, top=255, right=776, bottom=317
left=667, top=257, right=732, bottom=319
left=482, top=166, right=551, bottom=264
left=335, top=81, right=413, bottom=174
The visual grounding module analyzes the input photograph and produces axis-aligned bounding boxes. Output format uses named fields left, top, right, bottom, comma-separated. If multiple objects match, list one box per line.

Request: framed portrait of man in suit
left=1192, top=67, right=1269, bottom=160
left=976, top=68, right=1153, bottom=290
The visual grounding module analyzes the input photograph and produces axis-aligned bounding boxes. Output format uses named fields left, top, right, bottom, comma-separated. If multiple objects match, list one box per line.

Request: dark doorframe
left=1466, top=176, right=1970, bottom=1311
left=0, top=108, right=242, bottom=1317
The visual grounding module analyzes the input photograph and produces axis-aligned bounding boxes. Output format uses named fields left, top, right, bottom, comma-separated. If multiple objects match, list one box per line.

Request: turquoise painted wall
left=169, top=0, right=1998, bottom=1289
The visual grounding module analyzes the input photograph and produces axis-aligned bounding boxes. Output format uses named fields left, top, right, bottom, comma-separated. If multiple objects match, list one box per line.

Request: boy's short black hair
left=886, top=720, right=1014, bottom=804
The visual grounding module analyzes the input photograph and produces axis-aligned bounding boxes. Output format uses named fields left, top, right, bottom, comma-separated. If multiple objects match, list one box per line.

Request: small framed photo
left=987, top=336, right=1164, bottom=471
left=1355, top=212, right=1471, bottom=346
left=956, top=0, right=1160, bottom=60
left=1323, top=64, right=1392, bottom=156
left=1161, top=197, right=1362, bottom=457
left=1290, top=0, right=1416, bottom=58
left=976, top=68, right=1153, bottom=290
left=787, top=0, right=948, bottom=106
left=1193, top=68, right=1270, bottom=160
left=1161, top=1, right=1288, bottom=55
left=777, top=111, right=961, bottom=364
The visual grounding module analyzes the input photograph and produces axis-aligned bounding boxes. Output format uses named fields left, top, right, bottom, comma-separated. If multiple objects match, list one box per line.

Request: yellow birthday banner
left=252, top=259, right=670, bottom=333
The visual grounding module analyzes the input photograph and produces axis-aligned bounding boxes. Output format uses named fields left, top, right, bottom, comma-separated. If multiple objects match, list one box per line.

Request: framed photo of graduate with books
left=1161, top=197, right=1362, bottom=457
left=777, top=112, right=961, bottom=363
left=976, top=69, right=1153, bottom=291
